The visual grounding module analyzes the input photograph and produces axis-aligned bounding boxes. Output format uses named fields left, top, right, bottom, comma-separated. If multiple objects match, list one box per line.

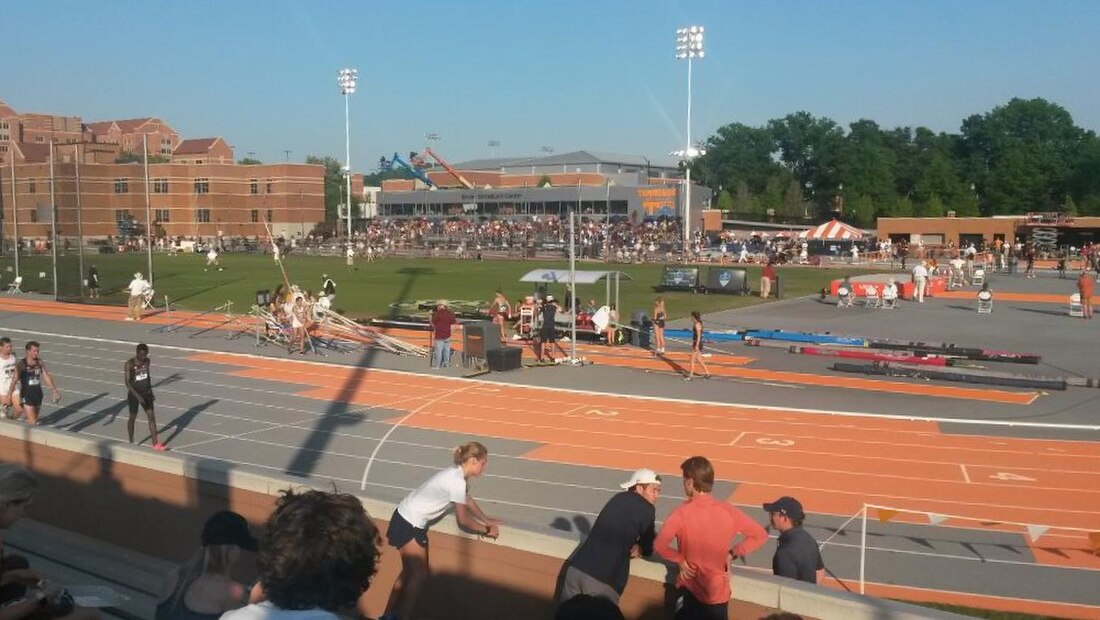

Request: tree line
left=695, top=97, right=1100, bottom=226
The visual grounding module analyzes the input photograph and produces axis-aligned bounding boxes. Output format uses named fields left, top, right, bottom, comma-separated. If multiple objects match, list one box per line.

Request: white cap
left=620, top=468, right=661, bottom=489
left=134, top=272, right=143, bottom=279
left=546, top=295, right=555, bottom=302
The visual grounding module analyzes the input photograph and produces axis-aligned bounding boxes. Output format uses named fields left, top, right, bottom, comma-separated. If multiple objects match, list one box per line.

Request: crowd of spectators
left=1, top=453, right=821, bottom=620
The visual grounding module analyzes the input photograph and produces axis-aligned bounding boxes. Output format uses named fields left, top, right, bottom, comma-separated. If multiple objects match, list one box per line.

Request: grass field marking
left=5, top=326, right=1100, bottom=433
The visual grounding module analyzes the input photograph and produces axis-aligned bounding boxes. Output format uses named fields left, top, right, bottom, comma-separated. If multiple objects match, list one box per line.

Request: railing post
left=859, top=503, right=868, bottom=595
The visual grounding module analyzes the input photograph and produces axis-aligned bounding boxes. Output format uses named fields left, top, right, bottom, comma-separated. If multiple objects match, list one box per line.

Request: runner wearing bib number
left=7, top=341, right=59, bottom=426
left=1, top=337, right=22, bottom=420
left=125, top=343, right=166, bottom=450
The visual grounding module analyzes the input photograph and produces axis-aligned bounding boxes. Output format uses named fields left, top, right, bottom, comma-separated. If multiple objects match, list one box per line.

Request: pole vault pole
left=260, top=195, right=291, bottom=292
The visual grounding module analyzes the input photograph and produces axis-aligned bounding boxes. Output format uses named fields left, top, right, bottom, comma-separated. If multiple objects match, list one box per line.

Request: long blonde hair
left=453, top=441, right=488, bottom=465
left=158, top=544, right=238, bottom=607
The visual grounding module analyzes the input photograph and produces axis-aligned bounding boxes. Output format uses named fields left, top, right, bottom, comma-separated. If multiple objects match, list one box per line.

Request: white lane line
left=960, top=464, right=972, bottom=484
left=7, top=327, right=1097, bottom=432
left=361, top=383, right=480, bottom=490
left=729, top=431, right=747, bottom=446
left=40, top=349, right=1100, bottom=465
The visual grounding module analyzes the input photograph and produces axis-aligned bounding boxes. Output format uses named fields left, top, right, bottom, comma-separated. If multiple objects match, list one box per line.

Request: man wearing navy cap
left=763, top=496, right=823, bottom=584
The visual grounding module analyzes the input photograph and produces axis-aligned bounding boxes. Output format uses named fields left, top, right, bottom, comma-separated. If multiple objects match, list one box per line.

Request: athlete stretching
left=124, top=343, right=166, bottom=450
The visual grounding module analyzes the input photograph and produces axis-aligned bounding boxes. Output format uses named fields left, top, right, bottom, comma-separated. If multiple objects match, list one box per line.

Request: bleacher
left=3, top=519, right=172, bottom=620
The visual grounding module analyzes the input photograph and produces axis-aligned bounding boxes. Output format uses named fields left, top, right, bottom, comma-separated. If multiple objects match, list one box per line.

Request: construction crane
left=379, top=152, right=435, bottom=188
left=424, top=147, right=475, bottom=190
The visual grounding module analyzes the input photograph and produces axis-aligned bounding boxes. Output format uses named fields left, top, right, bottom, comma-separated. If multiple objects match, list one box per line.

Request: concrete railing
left=1, top=421, right=966, bottom=619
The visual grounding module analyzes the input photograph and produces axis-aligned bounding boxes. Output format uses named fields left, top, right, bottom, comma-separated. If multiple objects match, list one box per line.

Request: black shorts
left=387, top=509, right=428, bottom=550
left=675, top=588, right=727, bottom=620
left=540, top=327, right=557, bottom=343
left=654, top=319, right=666, bottom=328
left=127, top=391, right=155, bottom=413
left=20, top=389, right=43, bottom=408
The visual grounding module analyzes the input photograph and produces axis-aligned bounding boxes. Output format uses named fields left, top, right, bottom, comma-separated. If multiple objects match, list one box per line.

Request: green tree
left=716, top=189, right=733, bottom=214
left=238, top=157, right=263, bottom=165
left=922, top=194, right=946, bottom=218
left=768, top=112, right=845, bottom=213
left=731, top=181, right=757, bottom=218
left=782, top=179, right=804, bottom=221
left=838, top=119, right=898, bottom=209
left=850, top=194, right=875, bottom=227
left=306, top=155, right=346, bottom=222
left=761, top=176, right=785, bottom=219
left=959, top=97, right=1086, bottom=214
left=698, top=123, right=780, bottom=194
left=1063, top=195, right=1078, bottom=216
left=893, top=196, right=914, bottom=217
left=115, top=152, right=169, bottom=164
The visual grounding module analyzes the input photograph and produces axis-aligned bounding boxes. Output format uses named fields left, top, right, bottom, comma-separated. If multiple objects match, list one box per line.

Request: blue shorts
left=387, top=509, right=428, bottom=549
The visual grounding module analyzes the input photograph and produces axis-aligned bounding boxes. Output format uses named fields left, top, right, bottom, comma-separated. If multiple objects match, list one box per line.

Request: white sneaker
left=125, top=317, right=135, bottom=321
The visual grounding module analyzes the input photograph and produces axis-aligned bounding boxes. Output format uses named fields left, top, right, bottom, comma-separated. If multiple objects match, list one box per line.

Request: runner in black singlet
left=125, top=343, right=166, bottom=450
left=7, top=341, right=59, bottom=425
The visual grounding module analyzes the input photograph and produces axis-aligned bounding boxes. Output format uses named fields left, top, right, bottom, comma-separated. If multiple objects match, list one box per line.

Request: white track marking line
left=361, top=383, right=480, bottom=490
left=6, top=327, right=1092, bottom=432
left=960, top=464, right=972, bottom=483
left=728, top=431, right=747, bottom=446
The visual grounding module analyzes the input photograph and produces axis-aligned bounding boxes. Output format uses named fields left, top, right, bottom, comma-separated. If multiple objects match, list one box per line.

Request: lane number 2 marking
left=989, top=472, right=1036, bottom=482
left=755, top=437, right=795, bottom=447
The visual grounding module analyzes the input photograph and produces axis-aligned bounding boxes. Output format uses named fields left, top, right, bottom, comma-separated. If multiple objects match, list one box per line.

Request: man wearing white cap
left=557, top=468, right=660, bottom=607
left=126, top=272, right=150, bottom=321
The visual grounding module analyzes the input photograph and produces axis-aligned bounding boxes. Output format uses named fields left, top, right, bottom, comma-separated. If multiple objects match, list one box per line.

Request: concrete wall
left=0, top=422, right=966, bottom=620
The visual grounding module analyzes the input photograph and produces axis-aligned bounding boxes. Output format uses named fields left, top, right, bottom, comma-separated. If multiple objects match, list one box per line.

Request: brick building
left=0, top=98, right=326, bottom=241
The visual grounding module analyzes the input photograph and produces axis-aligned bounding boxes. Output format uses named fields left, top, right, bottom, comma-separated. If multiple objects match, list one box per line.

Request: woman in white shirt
left=382, top=442, right=500, bottom=620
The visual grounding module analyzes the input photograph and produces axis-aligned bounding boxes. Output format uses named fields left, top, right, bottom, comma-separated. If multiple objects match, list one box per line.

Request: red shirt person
left=430, top=302, right=459, bottom=368
left=655, top=456, right=768, bottom=619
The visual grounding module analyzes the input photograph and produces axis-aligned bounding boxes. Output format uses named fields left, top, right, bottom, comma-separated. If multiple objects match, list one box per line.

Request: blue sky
left=3, top=1, right=1098, bottom=170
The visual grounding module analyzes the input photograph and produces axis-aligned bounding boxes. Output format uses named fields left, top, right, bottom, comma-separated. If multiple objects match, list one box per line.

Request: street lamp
left=338, top=67, right=357, bottom=240
left=488, top=140, right=500, bottom=158
left=676, top=25, right=704, bottom=251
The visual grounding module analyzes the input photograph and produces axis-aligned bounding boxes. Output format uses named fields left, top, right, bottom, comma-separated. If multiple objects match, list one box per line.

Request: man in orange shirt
left=655, top=456, right=768, bottom=619
left=1078, top=271, right=1094, bottom=319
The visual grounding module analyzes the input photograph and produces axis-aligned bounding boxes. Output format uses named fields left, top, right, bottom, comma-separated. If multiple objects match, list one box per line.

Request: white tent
left=798, top=219, right=866, bottom=241
left=519, top=269, right=632, bottom=285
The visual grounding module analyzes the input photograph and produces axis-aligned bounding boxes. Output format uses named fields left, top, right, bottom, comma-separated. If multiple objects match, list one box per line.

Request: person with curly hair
left=222, top=489, right=381, bottom=620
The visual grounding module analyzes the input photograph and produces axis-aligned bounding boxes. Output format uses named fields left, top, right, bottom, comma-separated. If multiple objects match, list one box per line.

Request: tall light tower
left=676, top=25, right=704, bottom=252
left=338, top=68, right=358, bottom=240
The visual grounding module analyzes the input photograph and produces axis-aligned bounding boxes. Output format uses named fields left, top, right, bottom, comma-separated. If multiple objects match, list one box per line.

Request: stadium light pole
left=676, top=25, right=704, bottom=253
left=338, top=68, right=358, bottom=241
left=488, top=140, right=500, bottom=158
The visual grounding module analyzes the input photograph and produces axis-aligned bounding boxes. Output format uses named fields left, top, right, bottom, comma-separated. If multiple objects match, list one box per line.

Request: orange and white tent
left=798, top=219, right=866, bottom=240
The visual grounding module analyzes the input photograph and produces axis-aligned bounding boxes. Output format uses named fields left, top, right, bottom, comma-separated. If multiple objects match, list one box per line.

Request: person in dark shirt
left=538, top=295, right=561, bottom=363
left=558, top=468, right=660, bottom=605
left=88, top=265, right=100, bottom=298
left=125, top=343, right=165, bottom=450
left=763, top=496, right=823, bottom=584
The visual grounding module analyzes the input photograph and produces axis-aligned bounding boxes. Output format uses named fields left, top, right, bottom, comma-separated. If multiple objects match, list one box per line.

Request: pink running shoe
left=152, top=443, right=168, bottom=451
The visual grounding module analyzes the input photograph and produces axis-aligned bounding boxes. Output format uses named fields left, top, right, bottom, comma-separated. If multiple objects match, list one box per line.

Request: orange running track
left=190, top=352, right=1100, bottom=572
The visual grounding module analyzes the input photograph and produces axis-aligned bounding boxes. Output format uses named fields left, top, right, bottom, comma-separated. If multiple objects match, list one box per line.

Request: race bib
left=28, top=375, right=40, bottom=386
left=135, top=370, right=149, bottom=381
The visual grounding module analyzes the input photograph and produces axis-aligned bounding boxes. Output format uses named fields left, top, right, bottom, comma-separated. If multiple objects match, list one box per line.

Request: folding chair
left=971, top=269, right=985, bottom=286
left=861, top=284, right=882, bottom=308
left=837, top=286, right=854, bottom=308
left=881, top=288, right=898, bottom=309
left=5, top=276, right=22, bottom=294
left=977, top=290, right=993, bottom=314
left=1069, top=293, right=1084, bottom=317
